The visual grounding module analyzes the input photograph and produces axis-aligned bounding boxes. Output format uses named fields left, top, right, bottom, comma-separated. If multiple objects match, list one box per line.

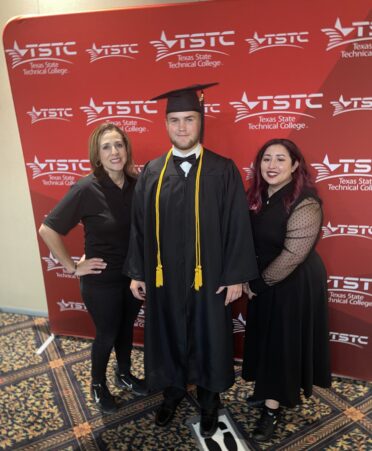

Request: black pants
left=80, top=272, right=141, bottom=384
left=163, top=386, right=220, bottom=411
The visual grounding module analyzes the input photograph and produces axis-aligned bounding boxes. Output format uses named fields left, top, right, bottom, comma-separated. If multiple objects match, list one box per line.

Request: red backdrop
left=3, top=0, right=371, bottom=381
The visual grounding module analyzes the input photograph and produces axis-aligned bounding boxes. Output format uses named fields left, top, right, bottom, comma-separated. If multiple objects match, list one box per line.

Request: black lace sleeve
left=262, top=197, right=322, bottom=285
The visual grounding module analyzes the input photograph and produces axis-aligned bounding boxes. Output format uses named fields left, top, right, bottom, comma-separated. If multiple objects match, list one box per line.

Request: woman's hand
left=74, top=254, right=107, bottom=276
left=216, top=284, right=243, bottom=306
left=243, top=282, right=257, bottom=300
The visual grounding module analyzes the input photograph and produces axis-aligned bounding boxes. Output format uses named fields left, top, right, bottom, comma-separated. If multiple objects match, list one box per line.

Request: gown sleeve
left=250, top=197, right=322, bottom=293
left=219, top=160, right=258, bottom=286
left=123, top=165, right=147, bottom=281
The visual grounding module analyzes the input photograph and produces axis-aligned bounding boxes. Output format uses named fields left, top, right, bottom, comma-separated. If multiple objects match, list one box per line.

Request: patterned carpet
left=0, top=312, right=371, bottom=450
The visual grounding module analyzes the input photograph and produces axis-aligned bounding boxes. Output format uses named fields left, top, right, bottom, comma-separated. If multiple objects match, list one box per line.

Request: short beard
left=170, top=137, right=200, bottom=152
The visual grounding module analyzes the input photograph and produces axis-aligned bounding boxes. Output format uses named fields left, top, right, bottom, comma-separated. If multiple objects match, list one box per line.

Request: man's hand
left=216, top=284, right=243, bottom=306
left=130, top=279, right=146, bottom=301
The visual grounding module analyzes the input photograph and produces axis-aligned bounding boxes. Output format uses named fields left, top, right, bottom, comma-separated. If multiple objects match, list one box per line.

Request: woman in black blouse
left=243, top=138, right=331, bottom=442
left=39, top=123, right=146, bottom=413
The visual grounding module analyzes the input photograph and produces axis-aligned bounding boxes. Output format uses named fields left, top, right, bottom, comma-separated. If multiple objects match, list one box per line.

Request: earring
left=95, top=161, right=102, bottom=167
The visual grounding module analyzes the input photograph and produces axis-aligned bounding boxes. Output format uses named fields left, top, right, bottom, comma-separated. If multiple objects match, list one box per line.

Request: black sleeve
left=220, top=160, right=258, bottom=285
left=43, top=182, right=84, bottom=235
left=123, top=165, right=147, bottom=280
left=250, top=198, right=322, bottom=294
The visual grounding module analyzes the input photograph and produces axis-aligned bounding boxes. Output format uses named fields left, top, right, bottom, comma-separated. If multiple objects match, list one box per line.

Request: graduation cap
left=151, top=82, right=218, bottom=114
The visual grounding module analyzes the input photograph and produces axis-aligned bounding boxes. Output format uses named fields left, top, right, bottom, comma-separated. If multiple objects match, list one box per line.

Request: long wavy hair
left=247, top=138, right=316, bottom=213
left=88, top=123, right=138, bottom=179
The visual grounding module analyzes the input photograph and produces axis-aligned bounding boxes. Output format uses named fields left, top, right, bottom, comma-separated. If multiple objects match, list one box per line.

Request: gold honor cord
left=194, top=146, right=204, bottom=290
left=155, top=147, right=204, bottom=290
left=155, top=149, right=173, bottom=287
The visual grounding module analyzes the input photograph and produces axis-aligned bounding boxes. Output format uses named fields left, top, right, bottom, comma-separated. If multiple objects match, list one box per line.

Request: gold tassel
left=194, top=265, right=203, bottom=291
left=156, top=264, right=163, bottom=287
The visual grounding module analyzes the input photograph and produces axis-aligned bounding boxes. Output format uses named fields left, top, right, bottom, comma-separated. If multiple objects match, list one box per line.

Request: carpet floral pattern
left=0, top=312, right=371, bottom=450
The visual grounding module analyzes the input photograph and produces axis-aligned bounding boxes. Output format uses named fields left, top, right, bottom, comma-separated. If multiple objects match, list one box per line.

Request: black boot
left=91, top=382, right=118, bottom=414
left=252, top=406, right=279, bottom=442
left=114, top=370, right=148, bottom=396
left=200, top=408, right=218, bottom=437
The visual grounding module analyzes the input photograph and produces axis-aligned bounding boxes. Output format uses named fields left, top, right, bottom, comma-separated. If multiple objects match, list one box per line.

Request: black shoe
left=155, top=402, right=176, bottom=427
left=252, top=407, right=279, bottom=442
left=91, top=383, right=118, bottom=414
left=200, top=408, right=219, bottom=437
left=246, top=396, right=265, bottom=407
left=115, top=371, right=148, bottom=396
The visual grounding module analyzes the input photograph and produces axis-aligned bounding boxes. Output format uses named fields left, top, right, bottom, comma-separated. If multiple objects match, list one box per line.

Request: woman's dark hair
left=89, top=123, right=137, bottom=179
left=247, top=138, right=316, bottom=213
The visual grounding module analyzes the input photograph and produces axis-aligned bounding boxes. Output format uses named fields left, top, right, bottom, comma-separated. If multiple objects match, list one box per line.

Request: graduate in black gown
left=124, top=83, right=257, bottom=437
left=242, top=138, right=331, bottom=442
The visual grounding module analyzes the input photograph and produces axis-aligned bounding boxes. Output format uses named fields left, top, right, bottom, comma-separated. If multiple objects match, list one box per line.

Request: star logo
left=80, top=98, right=106, bottom=124
left=334, top=18, right=354, bottom=37
left=321, top=17, right=358, bottom=50
left=230, top=92, right=260, bottom=122
left=159, top=31, right=178, bottom=49
left=330, top=95, right=352, bottom=116
left=26, top=156, right=48, bottom=178
left=150, top=31, right=179, bottom=61
left=322, top=154, right=341, bottom=172
left=5, top=40, right=28, bottom=68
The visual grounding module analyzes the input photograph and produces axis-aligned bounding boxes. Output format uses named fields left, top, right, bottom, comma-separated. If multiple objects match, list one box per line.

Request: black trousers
left=163, top=386, right=220, bottom=411
left=80, top=272, right=142, bottom=384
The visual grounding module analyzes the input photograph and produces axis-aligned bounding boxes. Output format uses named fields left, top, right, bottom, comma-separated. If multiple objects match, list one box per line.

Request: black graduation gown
left=125, top=149, right=257, bottom=392
left=242, top=183, right=332, bottom=407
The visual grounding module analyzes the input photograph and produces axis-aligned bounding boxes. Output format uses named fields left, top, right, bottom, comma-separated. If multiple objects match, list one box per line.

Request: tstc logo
left=150, top=30, right=235, bottom=61
left=204, top=103, right=221, bottom=119
left=330, top=95, right=372, bottom=116
left=322, top=222, right=372, bottom=240
left=57, top=299, right=87, bottom=312
left=328, top=276, right=372, bottom=297
left=5, top=40, right=77, bottom=68
left=311, top=154, right=372, bottom=182
left=27, top=106, right=73, bottom=124
left=42, top=252, right=80, bottom=274
left=86, top=42, right=139, bottom=63
left=80, top=98, right=158, bottom=125
left=245, top=31, right=309, bottom=53
left=233, top=313, right=246, bottom=334
left=322, top=18, right=372, bottom=51
left=26, top=156, right=90, bottom=179
left=329, top=332, right=368, bottom=349
left=230, top=92, right=323, bottom=121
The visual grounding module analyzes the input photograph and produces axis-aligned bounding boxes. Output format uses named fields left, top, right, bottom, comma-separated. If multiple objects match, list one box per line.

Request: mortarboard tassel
left=156, top=264, right=163, bottom=287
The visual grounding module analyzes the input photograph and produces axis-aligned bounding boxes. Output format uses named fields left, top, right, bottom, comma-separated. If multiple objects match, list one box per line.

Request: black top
left=44, top=172, right=135, bottom=272
left=249, top=182, right=321, bottom=294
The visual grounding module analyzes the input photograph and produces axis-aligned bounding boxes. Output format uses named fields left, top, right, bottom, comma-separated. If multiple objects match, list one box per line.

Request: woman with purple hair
left=242, top=138, right=331, bottom=442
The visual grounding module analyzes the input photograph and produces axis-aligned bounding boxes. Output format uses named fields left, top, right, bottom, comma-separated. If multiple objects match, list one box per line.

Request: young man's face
left=165, top=111, right=201, bottom=152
